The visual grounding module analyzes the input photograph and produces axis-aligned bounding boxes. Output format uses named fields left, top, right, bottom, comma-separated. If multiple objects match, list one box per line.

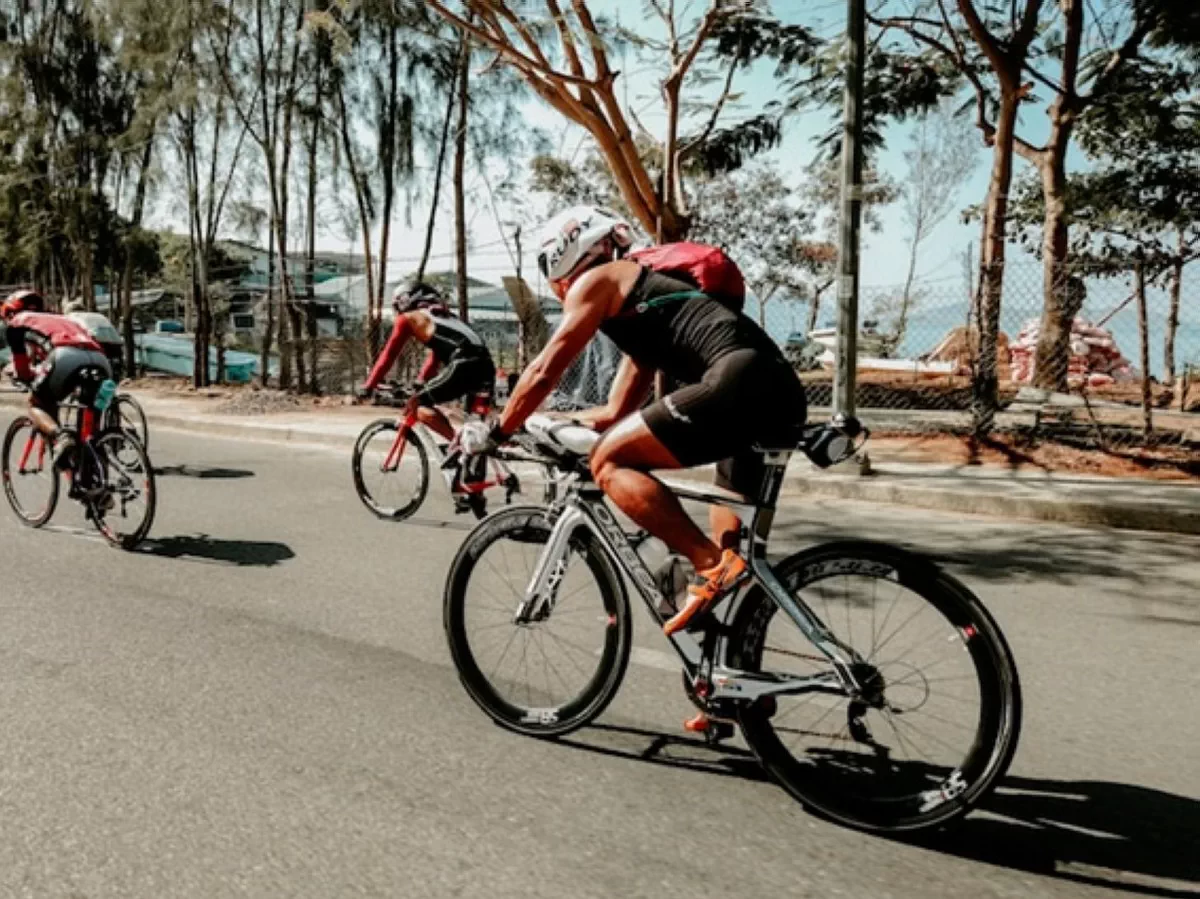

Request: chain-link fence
left=10, top=262, right=1194, bottom=460
left=536, top=260, right=1199, bottom=457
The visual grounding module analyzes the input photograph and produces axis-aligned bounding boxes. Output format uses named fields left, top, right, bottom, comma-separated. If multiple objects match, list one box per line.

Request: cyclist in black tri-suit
left=359, top=282, right=496, bottom=442
left=466, top=207, right=808, bottom=730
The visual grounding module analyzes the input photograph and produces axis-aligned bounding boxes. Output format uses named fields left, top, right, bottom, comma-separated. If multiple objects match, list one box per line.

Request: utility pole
left=833, top=0, right=865, bottom=418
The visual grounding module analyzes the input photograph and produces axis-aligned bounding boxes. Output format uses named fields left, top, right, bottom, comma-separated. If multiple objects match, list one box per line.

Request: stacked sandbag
left=1008, top=318, right=1136, bottom=386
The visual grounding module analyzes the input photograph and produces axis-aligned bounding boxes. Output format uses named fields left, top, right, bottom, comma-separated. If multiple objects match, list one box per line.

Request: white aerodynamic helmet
left=537, top=205, right=634, bottom=282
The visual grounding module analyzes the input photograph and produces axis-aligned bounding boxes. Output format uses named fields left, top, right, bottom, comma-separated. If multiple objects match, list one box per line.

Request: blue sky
left=150, top=1, right=1121, bottom=297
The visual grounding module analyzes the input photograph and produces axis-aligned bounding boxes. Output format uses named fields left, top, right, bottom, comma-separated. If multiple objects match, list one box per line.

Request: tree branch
left=670, top=0, right=720, bottom=85
left=679, top=53, right=738, bottom=158
left=425, top=0, right=605, bottom=88
left=1081, top=18, right=1153, bottom=105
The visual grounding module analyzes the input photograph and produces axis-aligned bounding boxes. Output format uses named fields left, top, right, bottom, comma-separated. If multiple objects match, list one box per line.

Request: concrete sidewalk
left=3, top=386, right=1198, bottom=534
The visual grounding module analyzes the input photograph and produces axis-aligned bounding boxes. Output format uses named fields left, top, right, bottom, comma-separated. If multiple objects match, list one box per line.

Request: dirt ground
left=871, top=432, right=1200, bottom=481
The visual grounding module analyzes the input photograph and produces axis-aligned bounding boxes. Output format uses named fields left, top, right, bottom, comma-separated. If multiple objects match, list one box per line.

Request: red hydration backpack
left=626, top=242, right=746, bottom=313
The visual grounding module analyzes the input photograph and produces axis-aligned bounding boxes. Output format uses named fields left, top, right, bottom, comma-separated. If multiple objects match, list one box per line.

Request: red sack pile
left=1008, top=318, right=1136, bottom=387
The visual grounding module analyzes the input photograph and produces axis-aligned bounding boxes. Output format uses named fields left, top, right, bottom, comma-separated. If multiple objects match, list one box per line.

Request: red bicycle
left=350, top=383, right=557, bottom=521
left=2, top=378, right=156, bottom=549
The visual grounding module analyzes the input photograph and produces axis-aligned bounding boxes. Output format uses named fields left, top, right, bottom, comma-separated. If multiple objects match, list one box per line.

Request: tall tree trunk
left=806, top=281, right=831, bottom=334
left=1163, top=231, right=1183, bottom=388
left=897, top=234, right=920, bottom=348
left=1134, top=259, right=1152, bottom=438
left=1029, top=126, right=1079, bottom=392
left=335, top=80, right=376, bottom=356
left=415, top=48, right=460, bottom=283
left=305, top=48, right=322, bottom=395
left=261, top=217, right=276, bottom=388
left=453, top=33, right=471, bottom=321
left=373, top=24, right=400, bottom=356
left=972, top=92, right=1021, bottom=438
left=121, top=139, right=154, bottom=379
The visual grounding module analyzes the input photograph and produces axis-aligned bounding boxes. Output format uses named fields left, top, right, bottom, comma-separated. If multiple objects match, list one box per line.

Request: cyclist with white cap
left=467, top=207, right=808, bottom=728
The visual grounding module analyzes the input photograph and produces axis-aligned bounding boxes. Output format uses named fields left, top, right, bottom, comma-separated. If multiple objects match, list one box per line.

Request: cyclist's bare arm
left=571, top=355, right=654, bottom=432
left=499, top=263, right=637, bottom=435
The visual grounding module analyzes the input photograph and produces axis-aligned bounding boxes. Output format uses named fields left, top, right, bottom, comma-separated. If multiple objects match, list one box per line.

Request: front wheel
left=351, top=419, right=430, bottom=520
left=87, top=429, right=156, bottom=550
left=444, top=505, right=631, bottom=737
left=2, top=416, right=60, bottom=527
left=727, top=541, right=1021, bottom=833
left=105, top=394, right=149, bottom=453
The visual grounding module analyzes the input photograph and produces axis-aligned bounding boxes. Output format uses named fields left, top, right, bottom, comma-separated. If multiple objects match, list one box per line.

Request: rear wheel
left=88, top=429, right=156, bottom=550
left=444, top=505, right=631, bottom=737
left=351, top=419, right=429, bottom=520
left=1, top=416, right=60, bottom=527
left=728, top=541, right=1021, bottom=833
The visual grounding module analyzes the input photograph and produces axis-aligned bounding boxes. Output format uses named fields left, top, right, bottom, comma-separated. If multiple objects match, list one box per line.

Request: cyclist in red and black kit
left=358, top=282, right=496, bottom=442
left=2, top=289, right=113, bottom=467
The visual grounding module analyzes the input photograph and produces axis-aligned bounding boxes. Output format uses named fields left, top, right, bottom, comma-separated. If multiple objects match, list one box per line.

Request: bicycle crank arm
left=707, top=667, right=849, bottom=703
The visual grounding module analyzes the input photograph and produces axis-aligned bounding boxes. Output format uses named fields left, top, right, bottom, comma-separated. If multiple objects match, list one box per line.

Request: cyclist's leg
left=27, top=350, right=67, bottom=436
left=416, top=354, right=493, bottom=442
left=590, top=413, right=724, bottom=572
left=413, top=405, right=456, bottom=442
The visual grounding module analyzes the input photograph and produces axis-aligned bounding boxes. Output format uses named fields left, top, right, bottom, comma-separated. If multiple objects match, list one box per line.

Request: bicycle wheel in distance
left=88, top=429, right=156, bottom=550
left=444, top=505, right=631, bottom=737
left=1, top=416, right=60, bottom=527
left=728, top=541, right=1021, bottom=833
left=106, top=394, right=149, bottom=453
left=351, top=419, right=429, bottom=520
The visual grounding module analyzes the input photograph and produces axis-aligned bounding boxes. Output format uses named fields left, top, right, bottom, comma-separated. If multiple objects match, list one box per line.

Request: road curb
left=780, top=473, right=1200, bottom=536
left=5, top=390, right=1197, bottom=535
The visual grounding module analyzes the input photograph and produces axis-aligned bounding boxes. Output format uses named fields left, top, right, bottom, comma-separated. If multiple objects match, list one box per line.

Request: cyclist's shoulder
left=566, top=260, right=642, bottom=317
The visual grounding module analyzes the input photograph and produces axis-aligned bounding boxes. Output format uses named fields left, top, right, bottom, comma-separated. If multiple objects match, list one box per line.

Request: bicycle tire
left=351, top=419, right=430, bottom=521
left=728, top=541, right=1022, bottom=834
left=1, top=416, right=60, bottom=527
left=106, top=394, right=149, bottom=453
left=444, top=505, right=631, bottom=737
left=89, top=429, right=157, bottom=550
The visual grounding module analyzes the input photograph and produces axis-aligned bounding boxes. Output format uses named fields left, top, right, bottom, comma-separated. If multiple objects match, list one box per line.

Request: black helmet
left=392, top=281, right=449, bottom=315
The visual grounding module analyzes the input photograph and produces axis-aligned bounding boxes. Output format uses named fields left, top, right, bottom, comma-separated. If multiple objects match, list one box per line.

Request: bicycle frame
left=383, top=407, right=516, bottom=498
left=514, top=454, right=865, bottom=704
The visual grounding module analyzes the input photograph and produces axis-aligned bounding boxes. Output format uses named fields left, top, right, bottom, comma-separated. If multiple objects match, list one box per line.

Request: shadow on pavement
left=912, top=774, right=1200, bottom=898
left=154, top=464, right=256, bottom=480
left=138, top=534, right=295, bottom=567
left=558, top=722, right=768, bottom=783
left=566, top=725, right=1198, bottom=896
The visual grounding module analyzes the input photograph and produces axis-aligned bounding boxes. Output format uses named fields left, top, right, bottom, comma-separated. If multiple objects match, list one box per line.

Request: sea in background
left=749, top=274, right=1200, bottom=380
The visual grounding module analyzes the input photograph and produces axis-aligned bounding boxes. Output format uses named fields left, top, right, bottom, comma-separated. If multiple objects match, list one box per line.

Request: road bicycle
left=443, top=414, right=1022, bottom=834
left=351, top=382, right=557, bottom=521
left=2, top=374, right=156, bottom=550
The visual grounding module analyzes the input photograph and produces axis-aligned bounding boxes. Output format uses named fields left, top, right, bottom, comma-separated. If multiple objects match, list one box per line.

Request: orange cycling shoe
left=662, top=549, right=747, bottom=637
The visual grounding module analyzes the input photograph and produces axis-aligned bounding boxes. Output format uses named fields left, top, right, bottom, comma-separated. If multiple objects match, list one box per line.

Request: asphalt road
left=1, top=414, right=1197, bottom=899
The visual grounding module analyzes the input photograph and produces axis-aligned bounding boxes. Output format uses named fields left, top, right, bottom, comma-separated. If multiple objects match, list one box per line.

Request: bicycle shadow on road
left=558, top=722, right=769, bottom=783
left=154, top=464, right=256, bottom=480
left=910, top=774, right=1200, bottom=898
left=137, top=534, right=295, bottom=567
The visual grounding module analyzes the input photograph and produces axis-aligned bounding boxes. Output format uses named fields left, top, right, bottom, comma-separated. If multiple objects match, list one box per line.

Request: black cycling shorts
left=418, top=353, right=495, bottom=408
left=641, top=348, right=807, bottom=497
left=31, top=347, right=113, bottom=417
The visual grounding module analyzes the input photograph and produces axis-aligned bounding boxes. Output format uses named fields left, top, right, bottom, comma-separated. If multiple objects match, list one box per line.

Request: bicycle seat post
left=747, top=449, right=792, bottom=557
